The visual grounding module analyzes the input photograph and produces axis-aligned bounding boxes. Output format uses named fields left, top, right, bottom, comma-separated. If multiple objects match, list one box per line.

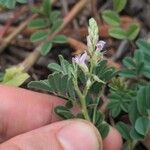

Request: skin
left=143, top=132, right=150, bottom=150
left=0, top=85, right=123, bottom=150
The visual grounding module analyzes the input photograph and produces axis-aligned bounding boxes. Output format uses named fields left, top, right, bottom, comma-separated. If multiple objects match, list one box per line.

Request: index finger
left=0, top=85, right=65, bottom=142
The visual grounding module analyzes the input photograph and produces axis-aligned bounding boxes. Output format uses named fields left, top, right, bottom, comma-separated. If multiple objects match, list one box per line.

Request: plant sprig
left=28, top=18, right=117, bottom=139
left=28, top=0, right=67, bottom=56
left=25, top=8, right=150, bottom=149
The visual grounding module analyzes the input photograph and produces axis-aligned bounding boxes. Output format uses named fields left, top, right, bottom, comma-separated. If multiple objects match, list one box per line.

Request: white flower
left=72, top=52, right=87, bottom=65
left=72, top=52, right=89, bottom=72
left=96, top=40, right=106, bottom=52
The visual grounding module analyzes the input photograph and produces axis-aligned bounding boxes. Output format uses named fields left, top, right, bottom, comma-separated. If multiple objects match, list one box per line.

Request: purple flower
left=72, top=52, right=87, bottom=65
left=96, top=40, right=106, bottom=52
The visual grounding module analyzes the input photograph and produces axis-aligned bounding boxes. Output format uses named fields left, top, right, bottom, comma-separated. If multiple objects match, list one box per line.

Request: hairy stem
left=74, top=76, right=90, bottom=121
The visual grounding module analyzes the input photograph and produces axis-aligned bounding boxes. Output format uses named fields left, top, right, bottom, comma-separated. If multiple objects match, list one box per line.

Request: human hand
left=0, top=85, right=122, bottom=150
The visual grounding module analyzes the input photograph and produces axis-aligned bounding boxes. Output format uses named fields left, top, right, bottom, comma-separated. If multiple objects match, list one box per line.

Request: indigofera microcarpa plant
left=28, top=18, right=116, bottom=141
left=29, top=17, right=150, bottom=149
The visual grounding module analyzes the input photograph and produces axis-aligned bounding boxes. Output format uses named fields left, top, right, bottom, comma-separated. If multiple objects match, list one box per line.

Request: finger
left=0, top=85, right=65, bottom=142
left=103, top=126, right=123, bottom=150
left=143, top=131, right=150, bottom=150
left=0, top=85, right=123, bottom=150
left=0, top=119, right=101, bottom=150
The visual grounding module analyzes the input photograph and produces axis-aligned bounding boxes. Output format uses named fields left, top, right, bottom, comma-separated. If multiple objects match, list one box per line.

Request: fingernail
left=57, top=120, right=102, bottom=150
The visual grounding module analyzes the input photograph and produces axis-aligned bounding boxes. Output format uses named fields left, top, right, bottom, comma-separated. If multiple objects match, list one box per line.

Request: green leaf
left=2, top=66, right=29, bottom=87
left=49, top=10, right=61, bottom=23
left=120, top=50, right=147, bottom=78
left=0, top=0, right=27, bottom=9
left=136, top=39, right=150, bottom=57
left=48, top=73, right=59, bottom=92
left=113, top=0, right=127, bottom=13
left=28, top=19, right=48, bottom=29
left=4, top=73, right=29, bottom=86
left=65, top=101, right=73, bottom=109
left=110, top=77, right=127, bottom=92
left=134, top=50, right=144, bottom=64
left=123, top=57, right=136, bottom=68
left=52, top=35, right=67, bottom=44
left=102, top=10, right=120, bottom=26
left=95, top=60, right=116, bottom=82
left=1, top=0, right=16, bottom=9
left=137, top=39, right=150, bottom=52
left=109, top=27, right=127, bottom=40
left=48, top=63, right=62, bottom=72
left=67, top=78, right=76, bottom=100
left=95, top=111, right=105, bottom=126
left=97, top=123, right=110, bottom=139
left=126, top=24, right=140, bottom=41
left=129, top=100, right=141, bottom=125
left=30, top=31, right=48, bottom=42
left=60, top=75, right=70, bottom=96
left=28, top=80, right=50, bottom=92
left=30, top=56, right=75, bottom=100
left=135, top=117, right=150, bottom=136
left=16, top=0, right=27, bottom=3
left=42, top=0, right=51, bottom=16
left=143, top=66, right=150, bottom=78
left=110, top=103, right=121, bottom=118
left=54, top=106, right=74, bottom=119
left=134, top=52, right=145, bottom=75
left=137, top=40, right=150, bottom=68
left=41, top=42, right=53, bottom=56
left=31, top=6, right=43, bottom=14
left=51, top=19, right=63, bottom=33
left=47, top=72, right=75, bottom=100
left=130, top=127, right=145, bottom=140
left=137, top=84, right=150, bottom=115
left=119, top=69, right=137, bottom=78
left=116, top=122, right=131, bottom=140
left=58, top=55, right=72, bottom=76
left=108, top=90, right=132, bottom=118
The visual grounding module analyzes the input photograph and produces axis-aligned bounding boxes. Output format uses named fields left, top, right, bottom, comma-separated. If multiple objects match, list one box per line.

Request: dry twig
left=0, top=6, right=28, bottom=39
left=0, top=14, right=37, bottom=54
left=0, top=0, right=58, bottom=54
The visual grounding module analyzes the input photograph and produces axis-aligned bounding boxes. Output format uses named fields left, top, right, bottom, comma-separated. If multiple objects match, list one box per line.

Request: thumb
left=0, top=119, right=102, bottom=150
left=56, top=120, right=102, bottom=150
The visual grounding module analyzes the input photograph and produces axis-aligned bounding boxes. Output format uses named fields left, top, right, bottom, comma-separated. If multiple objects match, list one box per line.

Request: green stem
left=74, top=78, right=90, bottom=121
left=128, top=141, right=132, bottom=150
left=128, top=140, right=136, bottom=150
left=92, top=99, right=99, bottom=124
left=80, top=95, right=91, bottom=121
left=90, top=58, right=94, bottom=75
left=73, top=53, right=95, bottom=122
